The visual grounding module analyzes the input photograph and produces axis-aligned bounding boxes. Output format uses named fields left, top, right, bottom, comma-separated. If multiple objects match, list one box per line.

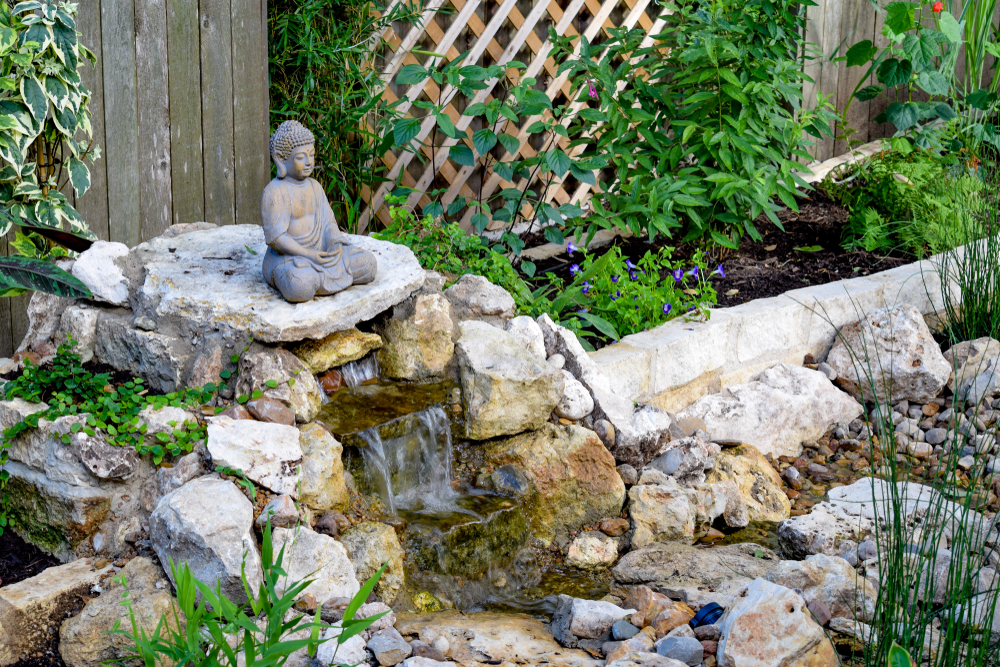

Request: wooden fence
left=0, top=0, right=272, bottom=357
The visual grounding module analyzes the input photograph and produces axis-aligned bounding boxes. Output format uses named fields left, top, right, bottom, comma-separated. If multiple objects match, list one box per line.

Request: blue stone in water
left=612, top=620, right=640, bottom=641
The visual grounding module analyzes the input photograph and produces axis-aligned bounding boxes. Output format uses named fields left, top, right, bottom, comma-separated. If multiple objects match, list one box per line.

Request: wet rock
left=536, top=315, right=673, bottom=468
left=716, top=579, right=839, bottom=667
left=368, top=627, right=413, bottom=666
left=566, top=531, right=618, bottom=569
left=298, top=422, right=348, bottom=511
left=507, top=316, right=547, bottom=360
left=644, top=436, right=714, bottom=487
left=272, top=526, right=359, bottom=604
left=444, top=274, right=516, bottom=325
left=944, top=337, right=1000, bottom=396
left=613, top=621, right=641, bottom=641
left=676, top=363, right=863, bottom=459
left=600, top=517, right=630, bottom=537
left=340, top=521, right=406, bottom=603
left=556, top=370, right=595, bottom=421
left=207, top=416, right=302, bottom=496
left=246, top=397, right=296, bottom=425
left=655, top=637, right=702, bottom=666
left=236, top=344, right=323, bottom=423
left=827, top=304, right=951, bottom=404
left=490, top=464, right=531, bottom=496
left=396, top=610, right=602, bottom=667
left=613, top=542, right=781, bottom=610
left=0, top=559, right=113, bottom=665
left=705, top=444, right=790, bottom=523
left=767, top=553, right=877, bottom=622
left=257, top=493, right=299, bottom=529
left=317, top=368, right=343, bottom=395
left=314, top=509, right=349, bottom=537
left=290, top=328, right=383, bottom=374
left=456, top=320, right=563, bottom=439
left=73, top=241, right=130, bottom=306
left=58, top=557, right=180, bottom=667
left=71, top=430, right=139, bottom=479
left=378, top=294, right=454, bottom=380
left=552, top=595, right=634, bottom=646
left=485, top=424, right=625, bottom=545
left=150, top=475, right=263, bottom=605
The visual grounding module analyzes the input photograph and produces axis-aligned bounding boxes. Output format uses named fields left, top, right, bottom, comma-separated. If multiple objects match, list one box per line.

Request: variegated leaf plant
left=0, top=0, right=97, bottom=298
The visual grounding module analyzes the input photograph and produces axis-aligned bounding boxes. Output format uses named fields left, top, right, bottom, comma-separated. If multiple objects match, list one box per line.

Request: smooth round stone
left=655, top=636, right=703, bottom=666
left=612, top=620, right=640, bottom=641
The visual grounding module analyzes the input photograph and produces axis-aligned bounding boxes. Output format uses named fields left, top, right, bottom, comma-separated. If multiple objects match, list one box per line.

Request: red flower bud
left=932, top=1, right=943, bottom=12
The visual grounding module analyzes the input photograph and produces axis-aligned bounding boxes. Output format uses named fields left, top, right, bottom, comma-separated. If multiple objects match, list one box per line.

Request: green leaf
left=966, top=89, right=997, bottom=110
left=52, top=105, right=77, bottom=135
left=877, top=58, right=913, bottom=88
left=888, top=643, right=913, bottom=667
left=393, top=117, right=422, bottom=147
left=436, top=113, right=458, bottom=139
left=51, top=19, right=78, bottom=70
left=933, top=101, right=957, bottom=120
left=939, top=11, right=962, bottom=43
left=11, top=2, right=42, bottom=15
left=885, top=2, right=918, bottom=34
left=574, top=312, right=619, bottom=341
left=569, top=163, right=596, bottom=186
left=543, top=226, right=564, bottom=244
left=793, top=245, right=822, bottom=252
left=547, top=148, right=571, bottom=178
left=0, top=255, right=91, bottom=297
left=450, top=144, right=475, bottom=167
left=472, top=128, right=497, bottom=155
left=0, top=101, right=37, bottom=137
left=396, top=64, right=428, bottom=85
left=64, top=157, right=88, bottom=199
left=264, top=379, right=278, bottom=388
left=521, top=260, right=536, bottom=277
left=497, top=133, right=519, bottom=155
left=578, top=108, right=607, bottom=123
left=846, top=40, right=877, bottom=67
left=855, top=84, right=883, bottom=101
left=19, top=76, right=46, bottom=124
left=916, top=70, right=949, bottom=96
left=710, top=231, right=739, bottom=249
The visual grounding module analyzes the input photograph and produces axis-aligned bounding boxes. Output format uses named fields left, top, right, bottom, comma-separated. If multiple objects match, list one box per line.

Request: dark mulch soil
left=1, top=531, right=67, bottom=667
left=528, top=191, right=911, bottom=307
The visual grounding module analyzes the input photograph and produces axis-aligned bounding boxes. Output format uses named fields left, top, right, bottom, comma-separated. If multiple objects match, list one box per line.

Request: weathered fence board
left=0, top=0, right=271, bottom=357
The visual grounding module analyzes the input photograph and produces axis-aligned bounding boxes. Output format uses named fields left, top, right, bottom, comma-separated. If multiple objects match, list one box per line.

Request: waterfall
left=341, top=355, right=380, bottom=388
left=358, top=406, right=460, bottom=516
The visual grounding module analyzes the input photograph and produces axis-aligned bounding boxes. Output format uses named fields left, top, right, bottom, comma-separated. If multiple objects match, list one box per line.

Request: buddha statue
left=261, top=120, right=377, bottom=303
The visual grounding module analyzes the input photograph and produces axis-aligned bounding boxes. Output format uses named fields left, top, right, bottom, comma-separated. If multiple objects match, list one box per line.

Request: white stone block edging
left=590, top=247, right=959, bottom=414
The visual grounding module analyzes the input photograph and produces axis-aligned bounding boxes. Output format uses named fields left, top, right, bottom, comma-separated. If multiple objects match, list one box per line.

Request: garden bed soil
left=527, top=191, right=912, bottom=309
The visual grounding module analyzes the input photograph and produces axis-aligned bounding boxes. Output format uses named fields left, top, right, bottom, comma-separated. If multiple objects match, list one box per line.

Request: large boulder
left=484, top=424, right=625, bottom=545
left=537, top=315, right=673, bottom=467
left=456, top=320, right=563, bottom=439
left=206, top=416, right=303, bottom=497
left=289, top=328, right=383, bottom=374
left=0, top=559, right=112, bottom=666
left=378, top=293, right=455, bottom=380
left=551, top=595, right=634, bottom=648
left=73, top=241, right=131, bottom=307
left=777, top=502, right=874, bottom=560
left=716, top=579, right=839, bottom=667
left=395, top=610, right=603, bottom=667
left=1, top=401, right=155, bottom=560
left=339, top=521, right=406, bottom=603
left=612, top=542, right=781, bottom=609
left=826, top=303, right=951, bottom=404
left=676, top=363, right=863, bottom=459
left=297, top=422, right=348, bottom=511
left=235, top=344, right=323, bottom=423
left=140, top=451, right=206, bottom=513
left=271, top=527, right=360, bottom=604
left=444, top=274, right=516, bottom=325
left=17, top=290, right=76, bottom=358
left=627, top=477, right=735, bottom=548
left=149, top=475, right=263, bottom=605
left=944, top=337, right=1000, bottom=396
left=58, top=557, right=182, bottom=667
left=767, top=553, right=877, bottom=622
left=705, top=444, right=790, bottom=523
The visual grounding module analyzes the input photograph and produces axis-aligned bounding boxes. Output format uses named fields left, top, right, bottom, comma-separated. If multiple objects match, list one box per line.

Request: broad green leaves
left=885, top=2, right=918, bottom=34
left=0, top=255, right=91, bottom=298
left=877, top=58, right=913, bottom=88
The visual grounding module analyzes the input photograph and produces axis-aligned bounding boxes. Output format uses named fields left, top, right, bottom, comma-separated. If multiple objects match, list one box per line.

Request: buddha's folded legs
left=344, top=244, right=377, bottom=284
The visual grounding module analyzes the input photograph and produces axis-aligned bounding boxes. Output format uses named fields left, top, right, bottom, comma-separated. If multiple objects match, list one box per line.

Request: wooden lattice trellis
left=358, top=0, right=667, bottom=231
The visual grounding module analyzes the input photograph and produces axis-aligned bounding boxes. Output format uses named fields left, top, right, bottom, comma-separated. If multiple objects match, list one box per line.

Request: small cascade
left=357, top=405, right=461, bottom=516
left=341, top=354, right=380, bottom=388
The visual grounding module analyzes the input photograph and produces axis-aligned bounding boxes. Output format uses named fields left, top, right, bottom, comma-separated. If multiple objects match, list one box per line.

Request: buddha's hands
left=310, top=244, right=343, bottom=267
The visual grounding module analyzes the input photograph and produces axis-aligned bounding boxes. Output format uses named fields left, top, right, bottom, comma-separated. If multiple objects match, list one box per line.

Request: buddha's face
left=283, top=144, right=315, bottom=180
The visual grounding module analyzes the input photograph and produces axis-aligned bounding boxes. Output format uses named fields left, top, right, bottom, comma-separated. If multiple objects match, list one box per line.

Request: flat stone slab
left=130, top=224, right=424, bottom=343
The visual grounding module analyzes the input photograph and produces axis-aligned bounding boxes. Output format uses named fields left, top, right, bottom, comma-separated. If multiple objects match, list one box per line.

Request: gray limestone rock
left=444, top=274, right=516, bottom=325
left=235, top=344, right=323, bottom=423
left=73, top=241, right=131, bottom=306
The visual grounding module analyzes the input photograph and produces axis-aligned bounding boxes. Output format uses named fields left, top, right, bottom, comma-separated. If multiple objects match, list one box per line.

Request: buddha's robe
left=260, top=177, right=376, bottom=302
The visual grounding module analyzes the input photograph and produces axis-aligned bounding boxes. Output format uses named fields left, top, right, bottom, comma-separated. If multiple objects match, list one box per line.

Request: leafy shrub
left=114, top=521, right=388, bottom=666
left=268, top=0, right=421, bottom=230
left=824, top=145, right=982, bottom=255
left=550, top=0, right=837, bottom=248
left=0, top=1, right=101, bottom=297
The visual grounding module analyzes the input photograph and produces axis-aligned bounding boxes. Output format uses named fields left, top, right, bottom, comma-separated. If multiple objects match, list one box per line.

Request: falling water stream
left=340, top=355, right=380, bottom=388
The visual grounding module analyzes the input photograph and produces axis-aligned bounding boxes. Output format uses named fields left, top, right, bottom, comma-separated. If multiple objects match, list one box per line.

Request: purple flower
left=567, top=241, right=577, bottom=255
left=625, top=259, right=638, bottom=270
left=662, top=303, right=672, bottom=315
left=713, top=264, right=726, bottom=278
left=570, top=264, right=581, bottom=276
left=629, top=271, right=638, bottom=281
left=673, top=268, right=683, bottom=282
left=611, top=275, right=619, bottom=283
left=577, top=308, right=589, bottom=314
left=582, top=281, right=591, bottom=295
left=588, top=81, right=598, bottom=99
left=687, top=266, right=699, bottom=277
left=611, top=290, right=620, bottom=301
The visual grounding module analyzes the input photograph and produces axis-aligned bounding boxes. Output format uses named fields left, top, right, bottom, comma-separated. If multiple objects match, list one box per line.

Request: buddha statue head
left=269, top=120, right=316, bottom=181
